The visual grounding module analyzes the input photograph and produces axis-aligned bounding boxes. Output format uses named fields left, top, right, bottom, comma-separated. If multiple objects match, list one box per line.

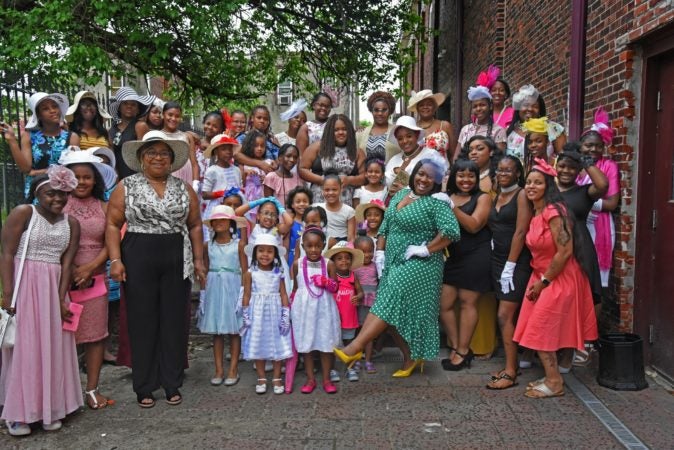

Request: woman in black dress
left=486, top=155, right=533, bottom=389
left=440, top=160, right=492, bottom=371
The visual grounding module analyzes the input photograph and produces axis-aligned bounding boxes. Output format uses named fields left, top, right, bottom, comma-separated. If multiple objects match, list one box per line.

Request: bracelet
left=110, top=258, right=121, bottom=265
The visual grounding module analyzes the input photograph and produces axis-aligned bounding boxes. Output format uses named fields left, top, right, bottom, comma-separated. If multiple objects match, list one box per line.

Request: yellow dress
left=79, top=134, right=110, bottom=150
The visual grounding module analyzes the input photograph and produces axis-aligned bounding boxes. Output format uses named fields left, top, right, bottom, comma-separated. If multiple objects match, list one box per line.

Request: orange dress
left=514, top=205, right=598, bottom=351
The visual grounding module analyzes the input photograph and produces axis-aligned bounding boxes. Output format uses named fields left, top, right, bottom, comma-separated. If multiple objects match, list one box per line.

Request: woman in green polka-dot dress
left=335, top=156, right=460, bottom=377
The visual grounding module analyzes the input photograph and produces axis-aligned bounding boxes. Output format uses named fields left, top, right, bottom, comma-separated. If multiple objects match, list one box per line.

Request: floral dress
left=24, top=129, right=69, bottom=197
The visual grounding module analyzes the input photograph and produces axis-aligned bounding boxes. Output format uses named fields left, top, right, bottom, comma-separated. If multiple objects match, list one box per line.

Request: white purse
left=0, top=206, right=37, bottom=349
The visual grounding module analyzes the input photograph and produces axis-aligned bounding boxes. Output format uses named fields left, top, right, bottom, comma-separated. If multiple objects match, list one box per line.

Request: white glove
left=591, top=198, right=603, bottom=212
left=587, top=212, right=598, bottom=225
left=432, top=192, right=454, bottom=209
left=499, top=261, right=516, bottom=294
left=375, top=250, right=385, bottom=278
left=192, top=179, right=201, bottom=192
left=404, top=242, right=430, bottom=260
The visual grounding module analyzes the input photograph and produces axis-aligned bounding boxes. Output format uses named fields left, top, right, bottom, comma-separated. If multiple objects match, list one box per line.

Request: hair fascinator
left=280, top=99, right=308, bottom=122
left=467, top=86, right=492, bottom=102
left=220, top=107, right=233, bottom=131
left=512, top=84, right=540, bottom=110
left=419, top=152, right=449, bottom=184
left=532, top=157, right=557, bottom=177
left=584, top=107, right=613, bottom=146
left=522, top=117, right=549, bottom=134
left=476, top=65, right=501, bottom=89
left=36, top=165, right=78, bottom=193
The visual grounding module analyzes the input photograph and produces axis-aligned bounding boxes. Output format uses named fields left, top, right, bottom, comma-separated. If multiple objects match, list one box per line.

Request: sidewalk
left=1, top=338, right=672, bottom=449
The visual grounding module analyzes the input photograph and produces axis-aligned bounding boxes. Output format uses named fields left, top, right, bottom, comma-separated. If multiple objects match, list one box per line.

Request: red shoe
left=300, top=380, right=316, bottom=394
left=323, top=381, right=338, bottom=394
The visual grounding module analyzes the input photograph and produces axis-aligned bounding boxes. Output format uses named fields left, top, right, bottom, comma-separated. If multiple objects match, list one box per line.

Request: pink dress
left=334, top=272, right=359, bottom=330
left=0, top=211, right=83, bottom=424
left=513, top=205, right=598, bottom=352
left=263, top=171, right=304, bottom=206
left=63, top=196, right=108, bottom=343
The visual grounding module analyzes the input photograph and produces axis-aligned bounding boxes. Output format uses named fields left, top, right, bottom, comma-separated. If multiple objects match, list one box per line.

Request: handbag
left=0, top=205, right=37, bottom=349
left=69, top=274, right=108, bottom=303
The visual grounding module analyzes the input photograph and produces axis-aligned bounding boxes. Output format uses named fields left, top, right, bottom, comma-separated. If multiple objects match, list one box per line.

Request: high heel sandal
left=441, top=349, right=474, bottom=371
left=333, top=348, right=363, bottom=369
left=392, top=360, right=424, bottom=378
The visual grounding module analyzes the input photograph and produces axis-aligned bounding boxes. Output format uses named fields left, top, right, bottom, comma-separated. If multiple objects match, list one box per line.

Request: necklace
left=408, top=191, right=420, bottom=200
left=303, top=256, right=327, bottom=298
left=417, top=120, right=434, bottom=130
left=145, top=177, right=167, bottom=185
left=479, top=169, right=490, bottom=180
left=500, top=183, right=519, bottom=193
left=402, top=146, right=422, bottom=162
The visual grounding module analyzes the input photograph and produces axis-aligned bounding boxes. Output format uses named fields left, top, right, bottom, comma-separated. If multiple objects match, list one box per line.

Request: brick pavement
left=1, top=341, right=672, bottom=449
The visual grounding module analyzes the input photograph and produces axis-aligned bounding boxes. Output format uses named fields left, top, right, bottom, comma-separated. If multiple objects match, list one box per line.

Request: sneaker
left=329, top=369, right=341, bottom=382
left=42, top=420, right=62, bottom=432
left=365, top=361, right=377, bottom=374
left=7, top=421, right=31, bottom=436
left=353, top=361, right=361, bottom=372
left=346, top=368, right=359, bottom=382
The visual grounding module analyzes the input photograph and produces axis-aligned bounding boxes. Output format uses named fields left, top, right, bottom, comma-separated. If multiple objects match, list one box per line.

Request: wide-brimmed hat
left=58, top=147, right=118, bottom=190
left=65, top=91, right=112, bottom=122
left=389, top=115, right=424, bottom=144
left=204, top=133, right=242, bottom=159
left=121, top=130, right=190, bottom=173
left=203, top=205, right=247, bottom=229
left=407, top=89, right=446, bottom=113
left=90, top=146, right=116, bottom=169
left=324, top=241, right=364, bottom=270
left=26, top=92, right=69, bottom=130
left=108, top=87, right=156, bottom=119
left=355, top=199, right=387, bottom=222
left=244, top=233, right=287, bottom=258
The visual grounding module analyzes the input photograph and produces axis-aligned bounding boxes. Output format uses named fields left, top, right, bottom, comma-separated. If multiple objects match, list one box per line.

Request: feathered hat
left=476, top=65, right=501, bottom=90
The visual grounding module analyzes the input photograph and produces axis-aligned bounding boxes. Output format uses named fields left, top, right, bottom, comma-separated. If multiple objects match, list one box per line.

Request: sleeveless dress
left=24, top=129, right=70, bottom=198
left=309, top=146, right=357, bottom=205
left=424, top=127, right=450, bottom=156
left=513, top=205, right=598, bottom=351
left=306, top=121, right=326, bottom=146
left=198, top=240, right=242, bottom=334
left=291, top=257, right=342, bottom=353
left=242, top=268, right=293, bottom=360
left=443, top=192, right=492, bottom=292
left=365, top=134, right=387, bottom=161
left=0, top=210, right=83, bottom=424
left=355, top=262, right=378, bottom=325
left=109, top=119, right=139, bottom=180
left=488, top=189, right=533, bottom=301
left=335, top=272, right=359, bottom=331
left=249, top=225, right=292, bottom=293
left=287, top=221, right=303, bottom=267
left=63, top=196, right=109, bottom=343
left=78, top=134, right=109, bottom=150
left=163, top=130, right=195, bottom=184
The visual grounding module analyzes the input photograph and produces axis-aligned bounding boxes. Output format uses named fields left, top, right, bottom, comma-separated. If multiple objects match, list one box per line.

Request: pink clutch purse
left=62, top=302, right=83, bottom=333
left=69, top=274, right=107, bottom=303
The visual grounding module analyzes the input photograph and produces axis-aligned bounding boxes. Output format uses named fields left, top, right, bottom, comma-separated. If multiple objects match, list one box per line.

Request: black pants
left=123, top=232, right=190, bottom=395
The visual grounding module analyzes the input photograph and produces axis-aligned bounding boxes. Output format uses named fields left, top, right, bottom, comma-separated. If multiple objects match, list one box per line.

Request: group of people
left=0, top=63, right=620, bottom=436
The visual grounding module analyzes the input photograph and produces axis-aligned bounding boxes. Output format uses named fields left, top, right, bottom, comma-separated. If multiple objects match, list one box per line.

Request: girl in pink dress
left=0, top=167, right=83, bottom=436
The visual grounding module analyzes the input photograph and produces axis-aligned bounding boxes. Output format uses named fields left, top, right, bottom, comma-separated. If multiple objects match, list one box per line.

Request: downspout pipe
left=454, top=0, right=464, bottom=129
left=568, top=0, right=587, bottom=140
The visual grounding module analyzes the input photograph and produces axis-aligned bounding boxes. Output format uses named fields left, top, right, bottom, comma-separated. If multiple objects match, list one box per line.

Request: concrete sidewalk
left=1, top=337, right=673, bottom=449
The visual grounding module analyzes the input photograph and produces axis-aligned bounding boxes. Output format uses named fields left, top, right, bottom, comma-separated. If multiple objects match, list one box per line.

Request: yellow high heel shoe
left=333, top=348, right=362, bottom=369
left=392, top=360, right=425, bottom=378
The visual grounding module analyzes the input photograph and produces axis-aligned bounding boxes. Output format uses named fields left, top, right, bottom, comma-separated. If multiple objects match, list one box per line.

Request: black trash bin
left=597, top=333, right=648, bottom=391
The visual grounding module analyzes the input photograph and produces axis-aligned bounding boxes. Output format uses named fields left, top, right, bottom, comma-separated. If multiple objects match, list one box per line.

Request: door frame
left=634, top=28, right=674, bottom=371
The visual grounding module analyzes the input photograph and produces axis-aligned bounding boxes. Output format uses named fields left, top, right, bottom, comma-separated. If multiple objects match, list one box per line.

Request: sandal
left=486, top=372, right=518, bottom=390
left=490, top=368, right=522, bottom=381
left=165, top=389, right=182, bottom=406
left=85, top=387, right=114, bottom=409
left=526, top=377, right=546, bottom=390
left=524, top=382, right=565, bottom=399
left=137, top=393, right=155, bottom=408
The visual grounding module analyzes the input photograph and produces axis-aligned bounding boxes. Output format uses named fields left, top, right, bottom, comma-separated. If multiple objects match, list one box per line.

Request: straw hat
left=407, top=89, right=446, bottom=113
left=355, top=199, right=386, bottom=222
left=244, top=233, right=287, bottom=258
left=65, top=91, right=111, bottom=122
left=58, top=147, right=118, bottom=190
left=121, top=130, right=190, bottom=173
left=26, top=92, right=69, bottom=130
left=204, top=133, right=242, bottom=159
left=324, top=241, right=364, bottom=270
left=389, top=115, right=424, bottom=144
left=203, top=205, right=247, bottom=229
left=108, top=87, right=156, bottom=119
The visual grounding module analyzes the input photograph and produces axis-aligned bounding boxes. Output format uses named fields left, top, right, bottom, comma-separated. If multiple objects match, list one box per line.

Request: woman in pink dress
left=0, top=167, right=83, bottom=436
left=513, top=159, right=598, bottom=398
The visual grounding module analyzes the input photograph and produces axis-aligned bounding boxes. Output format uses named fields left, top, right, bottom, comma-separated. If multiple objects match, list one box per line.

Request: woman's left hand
left=72, top=264, right=94, bottom=287
left=526, top=281, right=544, bottom=301
left=60, top=301, right=73, bottom=322
left=194, top=258, right=207, bottom=288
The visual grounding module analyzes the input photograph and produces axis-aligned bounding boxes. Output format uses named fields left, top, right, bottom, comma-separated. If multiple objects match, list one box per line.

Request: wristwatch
left=541, top=276, right=551, bottom=287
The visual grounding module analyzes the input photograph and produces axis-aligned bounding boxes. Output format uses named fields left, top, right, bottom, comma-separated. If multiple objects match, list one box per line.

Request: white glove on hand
left=404, top=242, right=430, bottom=260
left=432, top=192, right=454, bottom=209
left=591, top=198, right=603, bottom=212
left=499, top=261, right=516, bottom=294
left=375, top=250, right=385, bottom=278
left=192, top=179, right=200, bottom=192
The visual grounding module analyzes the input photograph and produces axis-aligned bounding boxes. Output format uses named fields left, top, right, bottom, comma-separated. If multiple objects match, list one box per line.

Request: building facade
left=407, top=0, right=674, bottom=380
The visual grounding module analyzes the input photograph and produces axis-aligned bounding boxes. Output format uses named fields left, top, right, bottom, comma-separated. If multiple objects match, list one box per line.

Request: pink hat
left=203, top=205, right=247, bottom=229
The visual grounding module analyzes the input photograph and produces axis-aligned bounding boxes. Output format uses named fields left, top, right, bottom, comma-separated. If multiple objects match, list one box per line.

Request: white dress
left=353, top=187, right=388, bottom=205
left=249, top=224, right=292, bottom=292
left=291, top=256, right=341, bottom=353
left=241, top=268, right=293, bottom=361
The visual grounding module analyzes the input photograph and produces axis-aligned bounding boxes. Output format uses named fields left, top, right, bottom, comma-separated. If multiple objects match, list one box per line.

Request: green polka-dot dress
left=371, top=188, right=460, bottom=360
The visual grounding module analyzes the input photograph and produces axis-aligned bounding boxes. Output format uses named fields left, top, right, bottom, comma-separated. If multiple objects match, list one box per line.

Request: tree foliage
left=0, top=1, right=429, bottom=104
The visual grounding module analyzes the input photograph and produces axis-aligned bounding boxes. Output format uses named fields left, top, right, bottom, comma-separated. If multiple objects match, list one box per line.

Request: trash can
left=597, top=333, right=648, bottom=391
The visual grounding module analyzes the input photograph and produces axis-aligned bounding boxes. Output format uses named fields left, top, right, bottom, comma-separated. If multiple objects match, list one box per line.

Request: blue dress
left=287, top=221, right=303, bottom=267
left=242, top=268, right=293, bottom=361
left=24, top=129, right=69, bottom=198
left=198, top=240, right=243, bottom=334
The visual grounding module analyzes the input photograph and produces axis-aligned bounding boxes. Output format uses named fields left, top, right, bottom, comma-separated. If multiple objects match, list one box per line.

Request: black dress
left=109, top=119, right=140, bottom=180
left=443, top=191, right=492, bottom=292
left=560, top=184, right=602, bottom=304
left=488, top=189, right=533, bottom=302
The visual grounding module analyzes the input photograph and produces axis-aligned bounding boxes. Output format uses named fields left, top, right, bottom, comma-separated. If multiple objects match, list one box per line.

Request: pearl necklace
left=408, top=191, right=420, bottom=200
left=479, top=169, right=490, bottom=180
left=500, top=184, right=519, bottom=193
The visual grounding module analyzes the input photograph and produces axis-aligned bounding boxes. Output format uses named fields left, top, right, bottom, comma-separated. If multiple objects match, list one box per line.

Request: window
left=277, top=80, right=293, bottom=105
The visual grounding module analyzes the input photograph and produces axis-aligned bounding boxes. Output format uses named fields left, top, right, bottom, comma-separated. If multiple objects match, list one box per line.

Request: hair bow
left=43, top=165, right=78, bottom=192
left=223, top=186, right=242, bottom=198
left=532, top=157, right=557, bottom=177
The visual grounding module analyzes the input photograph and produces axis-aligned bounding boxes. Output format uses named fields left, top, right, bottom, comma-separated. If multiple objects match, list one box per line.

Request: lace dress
left=0, top=209, right=83, bottom=424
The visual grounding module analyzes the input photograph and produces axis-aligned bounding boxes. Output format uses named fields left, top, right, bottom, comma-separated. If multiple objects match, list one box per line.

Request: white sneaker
left=329, top=369, right=341, bottom=382
left=42, top=420, right=62, bottom=431
left=346, top=368, right=359, bottom=382
left=7, top=421, right=31, bottom=436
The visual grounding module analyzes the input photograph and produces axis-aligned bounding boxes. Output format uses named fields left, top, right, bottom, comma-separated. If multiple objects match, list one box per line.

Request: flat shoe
left=524, top=382, right=564, bottom=398
left=210, top=377, right=224, bottom=386
left=323, top=381, right=337, bottom=394
left=165, top=390, right=182, bottom=405
left=42, top=420, right=62, bottom=431
left=137, top=394, right=156, bottom=408
left=255, top=378, right=267, bottom=394
left=7, top=421, right=31, bottom=436
left=526, top=377, right=546, bottom=390
left=301, top=380, right=317, bottom=394
left=224, top=374, right=240, bottom=386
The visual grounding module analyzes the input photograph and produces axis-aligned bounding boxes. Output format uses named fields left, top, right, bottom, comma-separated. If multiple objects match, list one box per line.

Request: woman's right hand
left=0, top=122, right=17, bottom=141
left=2, top=296, right=14, bottom=314
left=110, top=260, right=127, bottom=282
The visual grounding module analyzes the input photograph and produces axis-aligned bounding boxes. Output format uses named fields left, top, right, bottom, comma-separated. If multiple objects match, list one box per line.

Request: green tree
left=0, top=1, right=429, bottom=105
